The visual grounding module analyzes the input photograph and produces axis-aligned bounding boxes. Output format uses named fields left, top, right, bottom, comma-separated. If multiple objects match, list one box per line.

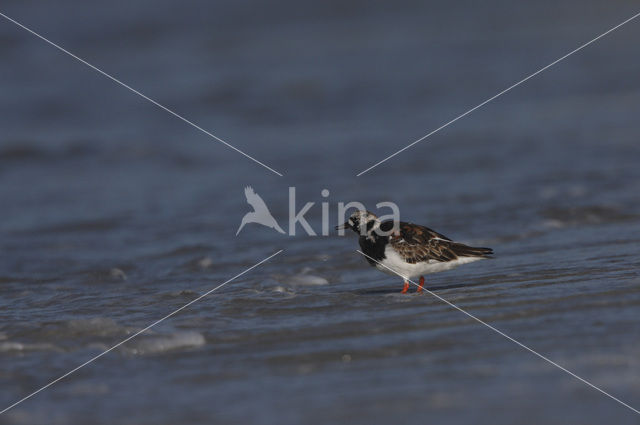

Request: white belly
left=376, top=245, right=484, bottom=280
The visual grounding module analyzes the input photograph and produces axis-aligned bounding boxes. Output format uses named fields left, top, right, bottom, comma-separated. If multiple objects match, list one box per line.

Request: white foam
left=0, top=341, right=60, bottom=353
left=284, top=267, right=329, bottom=286
left=124, top=331, right=205, bottom=355
left=65, top=317, right=125, bottom=337
left=198, top=257, right=213, bottom=269
left=109, top=268, right=127, bottom=280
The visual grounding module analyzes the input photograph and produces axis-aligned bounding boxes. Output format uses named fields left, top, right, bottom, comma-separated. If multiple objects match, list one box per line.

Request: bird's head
left=336, top=210, right=380, bottom=236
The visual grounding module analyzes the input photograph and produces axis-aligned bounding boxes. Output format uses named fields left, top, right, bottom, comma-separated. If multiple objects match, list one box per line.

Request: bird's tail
left=236, top=219, right=247, bottom=235
left=451, top=243, right=493, bottom=258
left=272, top=222, right=286, bottom=234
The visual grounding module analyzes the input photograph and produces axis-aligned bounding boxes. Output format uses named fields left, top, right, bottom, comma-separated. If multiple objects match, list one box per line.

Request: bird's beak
left=335, top=222, right=349, bottom=231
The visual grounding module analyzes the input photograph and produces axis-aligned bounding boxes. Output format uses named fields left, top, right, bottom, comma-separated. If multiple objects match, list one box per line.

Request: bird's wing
left=389, top=222, right=493, bottom=264
left=388, top=222, right=453, bottom=264
left=244, top=186, right=270, bottom=212
left=396, top=222, right=451, bottom=242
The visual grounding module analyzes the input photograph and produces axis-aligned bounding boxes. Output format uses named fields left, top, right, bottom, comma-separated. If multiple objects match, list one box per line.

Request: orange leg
left=401, top=281, right=410, bottom=294
left=417, top=276, right=425, bottom=293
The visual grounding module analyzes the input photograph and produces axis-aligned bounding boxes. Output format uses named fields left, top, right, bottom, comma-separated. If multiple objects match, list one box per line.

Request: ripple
left=121, top=331, right=206, bottom=355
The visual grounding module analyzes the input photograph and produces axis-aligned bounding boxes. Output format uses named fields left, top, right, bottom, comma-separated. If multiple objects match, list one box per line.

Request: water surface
left=1, top=1, right=640, bottom=424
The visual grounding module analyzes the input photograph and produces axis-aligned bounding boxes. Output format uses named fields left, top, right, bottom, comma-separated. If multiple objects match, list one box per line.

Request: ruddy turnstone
left=336, top=210, right=493, bottom=293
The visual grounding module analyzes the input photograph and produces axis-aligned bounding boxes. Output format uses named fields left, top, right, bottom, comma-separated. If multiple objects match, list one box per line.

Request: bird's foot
left=401, top=281, right=410, bottom=294
left=417, top=276, right=425, bottom=293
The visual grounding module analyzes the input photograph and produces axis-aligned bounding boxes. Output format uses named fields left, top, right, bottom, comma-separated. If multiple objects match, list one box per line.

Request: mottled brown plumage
left=389, top=222, right=492, bottom=264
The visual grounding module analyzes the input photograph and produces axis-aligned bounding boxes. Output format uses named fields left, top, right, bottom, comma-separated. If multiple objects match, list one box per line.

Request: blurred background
left=1, top=1, right=640, bottom=424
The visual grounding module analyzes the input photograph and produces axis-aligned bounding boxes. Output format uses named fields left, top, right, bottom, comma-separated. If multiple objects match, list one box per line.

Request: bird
left=236, top=186, right=286, bottom=235
left=336, top=210, right=493, bottom=293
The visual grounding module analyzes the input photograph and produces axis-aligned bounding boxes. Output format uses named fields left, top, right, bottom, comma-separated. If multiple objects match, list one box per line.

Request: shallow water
left=1, top=1, right=640, bottom=424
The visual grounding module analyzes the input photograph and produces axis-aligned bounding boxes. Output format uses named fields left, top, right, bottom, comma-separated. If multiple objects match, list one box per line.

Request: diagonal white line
left=0, top=249, right=283, bottom=415
left=0, top=11, right=283, bottom=177
left=355, top=249, right=640, bottom=415
left=356, top=11, right=640, bottom=176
